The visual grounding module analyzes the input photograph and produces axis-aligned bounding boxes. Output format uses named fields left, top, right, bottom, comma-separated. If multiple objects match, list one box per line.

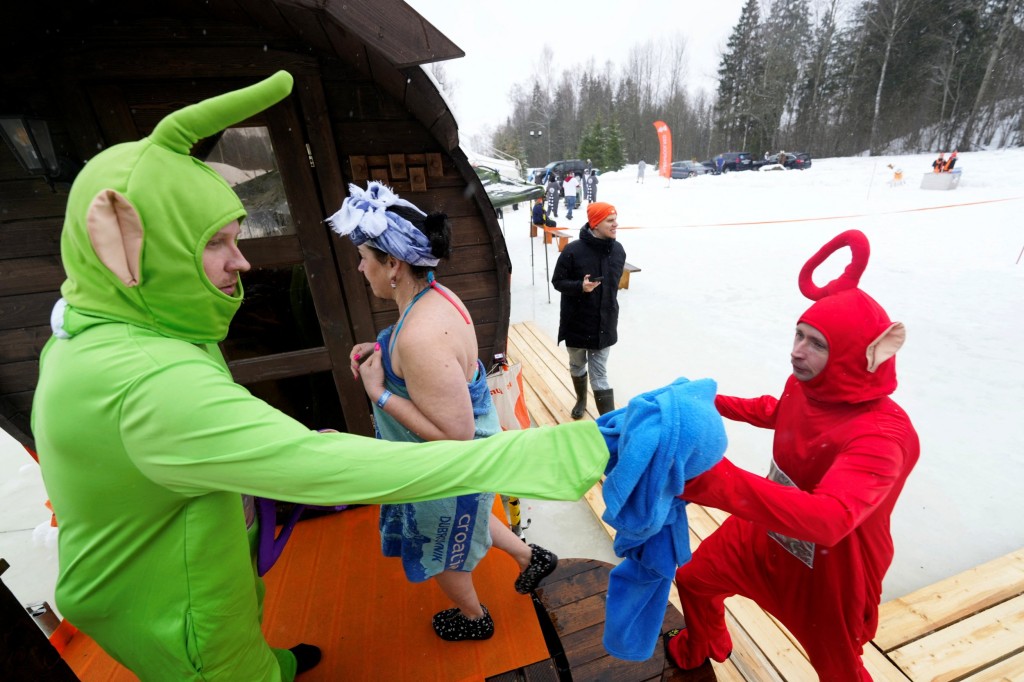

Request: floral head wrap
left=326, top=181, right=438, bottom=267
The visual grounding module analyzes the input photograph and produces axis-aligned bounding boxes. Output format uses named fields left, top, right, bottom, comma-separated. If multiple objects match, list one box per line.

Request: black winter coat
left=552, top=226, right=626, bottom=349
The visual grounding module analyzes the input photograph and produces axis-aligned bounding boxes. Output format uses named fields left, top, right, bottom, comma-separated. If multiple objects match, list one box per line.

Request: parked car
left=718, top=151, right=755, bottom=172
left=763, top=151, right=812, bottom=170
left=535, top=159, right=592, bottom=184
left=526, top=167, right=546, bottom=183
left=671, top=160, right=712, bottom=179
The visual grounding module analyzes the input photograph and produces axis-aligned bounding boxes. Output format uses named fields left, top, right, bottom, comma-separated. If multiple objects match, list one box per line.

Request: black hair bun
left=423, top=212, right=452, bottom=260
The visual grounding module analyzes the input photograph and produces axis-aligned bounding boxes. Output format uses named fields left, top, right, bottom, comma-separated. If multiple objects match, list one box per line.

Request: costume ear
left=866, top=322, right=905, bottom=372
left=86, top=189, right=144, bottom=287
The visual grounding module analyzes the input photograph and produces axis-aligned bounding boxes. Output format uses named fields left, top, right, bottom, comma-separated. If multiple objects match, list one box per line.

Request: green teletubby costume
left=31, top=71, right=608, bottom=680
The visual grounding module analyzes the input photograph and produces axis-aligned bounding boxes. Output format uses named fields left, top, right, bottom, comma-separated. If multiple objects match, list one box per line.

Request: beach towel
left=597, top=377, right=727, bottom=660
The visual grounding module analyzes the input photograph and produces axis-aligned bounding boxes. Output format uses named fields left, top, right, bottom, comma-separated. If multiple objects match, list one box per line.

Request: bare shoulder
left=394, top=293, right=477, bottom=376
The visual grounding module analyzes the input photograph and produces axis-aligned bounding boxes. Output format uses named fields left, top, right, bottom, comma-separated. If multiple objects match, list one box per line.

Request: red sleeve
left=681, top=434, right=906, bottom=546
left=715, top=394, right=779, bottom=429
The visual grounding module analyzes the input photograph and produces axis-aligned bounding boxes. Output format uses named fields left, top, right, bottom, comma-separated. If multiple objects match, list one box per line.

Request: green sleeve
left=121, top=359, right=607, bottom=504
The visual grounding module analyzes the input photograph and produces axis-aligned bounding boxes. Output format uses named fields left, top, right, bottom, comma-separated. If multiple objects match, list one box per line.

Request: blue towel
left=598, top=377, right=727, bottom=661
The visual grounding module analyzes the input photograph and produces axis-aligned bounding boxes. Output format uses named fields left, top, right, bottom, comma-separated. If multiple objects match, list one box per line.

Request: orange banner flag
left=653, top=120, right=672, bottom=178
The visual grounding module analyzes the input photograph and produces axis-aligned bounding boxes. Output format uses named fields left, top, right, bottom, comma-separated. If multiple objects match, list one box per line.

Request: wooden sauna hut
left=0, top=4, right=705, bottom=680
left=0, top=0, right=511, bottom=449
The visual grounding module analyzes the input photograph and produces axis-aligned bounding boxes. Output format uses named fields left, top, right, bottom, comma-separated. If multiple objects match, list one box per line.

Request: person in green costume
left=31, top=71, right=609, bottom=681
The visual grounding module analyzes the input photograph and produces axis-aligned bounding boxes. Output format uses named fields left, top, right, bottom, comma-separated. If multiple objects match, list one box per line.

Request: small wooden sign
left=349, top=155, right=368, bottom=181
left=426, top=153, right=443, bottom=177
left=388, top=154, right=408, bottom=179
left=409, top=166, right=427, bottom=191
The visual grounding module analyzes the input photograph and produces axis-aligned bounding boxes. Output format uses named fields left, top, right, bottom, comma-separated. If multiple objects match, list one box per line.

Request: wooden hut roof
left=0, top=0, right=512, bottom=448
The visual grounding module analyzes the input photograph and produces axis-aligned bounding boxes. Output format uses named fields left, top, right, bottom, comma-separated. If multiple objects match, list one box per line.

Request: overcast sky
left=406, top=1, right=745, bottom=145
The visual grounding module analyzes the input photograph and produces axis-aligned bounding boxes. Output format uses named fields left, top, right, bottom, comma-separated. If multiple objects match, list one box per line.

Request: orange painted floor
left=62, top=503, right=549, bottom=681
left=261, top=504, right=549, bottom=681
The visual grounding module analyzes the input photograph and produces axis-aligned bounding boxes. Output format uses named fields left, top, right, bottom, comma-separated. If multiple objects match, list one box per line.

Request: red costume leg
left=771, top=558, right=875, bottom=682
left=670, top=517, right=776, bottom=668
left=676, top=518, right=876, bottom=680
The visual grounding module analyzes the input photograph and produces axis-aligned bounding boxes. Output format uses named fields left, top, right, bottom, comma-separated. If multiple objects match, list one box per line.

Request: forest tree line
left=485, top=0, right=1023, bottom=172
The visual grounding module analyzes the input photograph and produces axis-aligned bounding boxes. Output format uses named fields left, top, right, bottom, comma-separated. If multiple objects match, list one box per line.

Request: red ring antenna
left=798, top=230, right=870, bottom=301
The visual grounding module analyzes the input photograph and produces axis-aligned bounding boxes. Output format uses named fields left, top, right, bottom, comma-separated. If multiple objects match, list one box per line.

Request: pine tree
left=714, top=0, right=763, bottom=150
left=758, top=0, right=811, bottom=153
left=603, top=120, right=626, bottom=171
left=578, top=120, right=606, bottom=169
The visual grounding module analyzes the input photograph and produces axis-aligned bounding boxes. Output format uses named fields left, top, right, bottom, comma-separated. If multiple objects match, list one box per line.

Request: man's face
left=202, top=220, right=250, bottom=297
left=591, top=212, right=618, bottom=240
left=791, top=322, right=829, bottom=381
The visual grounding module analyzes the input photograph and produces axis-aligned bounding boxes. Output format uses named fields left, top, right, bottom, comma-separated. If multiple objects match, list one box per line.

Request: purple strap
left=255, top=498, right=352, bottom=576
left=256, top=498, right=305, bottom=576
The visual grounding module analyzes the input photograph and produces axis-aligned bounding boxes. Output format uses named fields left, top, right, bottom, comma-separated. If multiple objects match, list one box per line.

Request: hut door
left=82, top=80, right=373, bottom=436
left=215, top=95, right=375, bottom=436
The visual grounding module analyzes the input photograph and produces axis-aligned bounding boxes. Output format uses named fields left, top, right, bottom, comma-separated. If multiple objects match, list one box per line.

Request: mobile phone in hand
left=590, top=276, right=603, bottom=282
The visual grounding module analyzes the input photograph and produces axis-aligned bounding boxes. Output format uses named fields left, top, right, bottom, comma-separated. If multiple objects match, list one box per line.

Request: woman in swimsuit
left=330, top=182, right=558, bottom=641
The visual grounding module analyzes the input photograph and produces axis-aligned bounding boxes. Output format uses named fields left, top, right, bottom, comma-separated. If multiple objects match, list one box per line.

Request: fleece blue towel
left=598, top=377, right=727, bottom=661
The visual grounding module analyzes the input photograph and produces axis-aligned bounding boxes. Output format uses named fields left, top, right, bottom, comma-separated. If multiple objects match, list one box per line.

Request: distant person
left=943, top=150, right=958, bottom=172
left=336, top=182, right=560, bottom=641
left=932, top=152, right=946, bottom=173
left=778, top=150, right=789, bottom=167
left=551, top=202, right=626, bottom=418
left=585, top=169, right=599, bottom=203
left=636, top=159, right=646, bottom=184
left=663, top=230, right=919, bottom=681
left=715, top=155, right=724, bottom=174
left=585, top=158, right=593, bottom=177
left=562, top=172, right=581, bottom=220
left=545, top=174, right=561, bottom=217
left=532, top=195, right=556, bottom=231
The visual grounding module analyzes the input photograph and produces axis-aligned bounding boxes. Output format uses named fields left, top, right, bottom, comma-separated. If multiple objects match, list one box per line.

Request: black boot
left=289, top=643, right=322, bottom=674
left=594, top=388, right=616, bottom=415
left=570, top=373, right=588, bottom=419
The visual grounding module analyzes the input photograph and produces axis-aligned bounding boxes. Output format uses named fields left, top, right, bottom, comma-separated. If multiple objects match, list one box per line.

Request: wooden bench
left=619, top=261, right=641, bottom=289
left=542, top=226, right=572, bottom=252
left=505, top=320, right=1024, bottom=681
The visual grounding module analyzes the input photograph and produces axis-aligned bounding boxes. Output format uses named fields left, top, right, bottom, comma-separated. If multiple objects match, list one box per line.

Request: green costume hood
left=58, top=71, right=294, bottom=343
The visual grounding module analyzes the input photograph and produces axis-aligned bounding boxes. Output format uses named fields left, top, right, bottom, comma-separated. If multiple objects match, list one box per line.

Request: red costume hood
left=796, top=231, right=905, bottom=404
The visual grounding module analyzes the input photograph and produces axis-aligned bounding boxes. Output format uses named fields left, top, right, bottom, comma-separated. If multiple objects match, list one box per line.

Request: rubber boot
left=594, top=388, right=616, bottom=415
left=570, top=373, right=588, bottom=419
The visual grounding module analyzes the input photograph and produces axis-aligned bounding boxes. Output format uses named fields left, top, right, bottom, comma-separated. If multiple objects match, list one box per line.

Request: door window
left=204, top=126, right=296, bottom=239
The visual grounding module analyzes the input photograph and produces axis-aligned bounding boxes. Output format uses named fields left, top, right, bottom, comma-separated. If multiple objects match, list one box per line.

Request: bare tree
left=960, top=0, right=1022, bottom=149
left=865, top=0, right=923, bottom=153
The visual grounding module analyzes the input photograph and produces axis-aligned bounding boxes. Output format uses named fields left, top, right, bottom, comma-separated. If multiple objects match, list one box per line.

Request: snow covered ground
left=2, top=148, right=1022, bottom=617
left=510, top=148, right=1024, bottom=601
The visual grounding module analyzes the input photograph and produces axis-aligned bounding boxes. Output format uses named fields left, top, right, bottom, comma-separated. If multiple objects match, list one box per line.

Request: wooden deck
left=507, top=321, right=1024, bottom=682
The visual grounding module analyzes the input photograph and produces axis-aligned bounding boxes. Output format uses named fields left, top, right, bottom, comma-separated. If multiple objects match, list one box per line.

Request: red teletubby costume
left=667, top=230, right=920, bottom=680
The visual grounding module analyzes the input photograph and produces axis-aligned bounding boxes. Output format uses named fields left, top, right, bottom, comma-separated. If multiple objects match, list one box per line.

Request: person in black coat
left=585, top=170, right=598, bottom=203
left=551, top=202, right=626, bottom=418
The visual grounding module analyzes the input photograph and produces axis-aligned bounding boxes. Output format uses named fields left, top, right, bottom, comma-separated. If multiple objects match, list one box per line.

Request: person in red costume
left=663, top=230, right=920, bottom=680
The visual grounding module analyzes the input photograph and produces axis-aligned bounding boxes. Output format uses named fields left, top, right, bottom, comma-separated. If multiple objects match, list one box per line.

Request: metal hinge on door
left=305, top=143, right=316, bottom=168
